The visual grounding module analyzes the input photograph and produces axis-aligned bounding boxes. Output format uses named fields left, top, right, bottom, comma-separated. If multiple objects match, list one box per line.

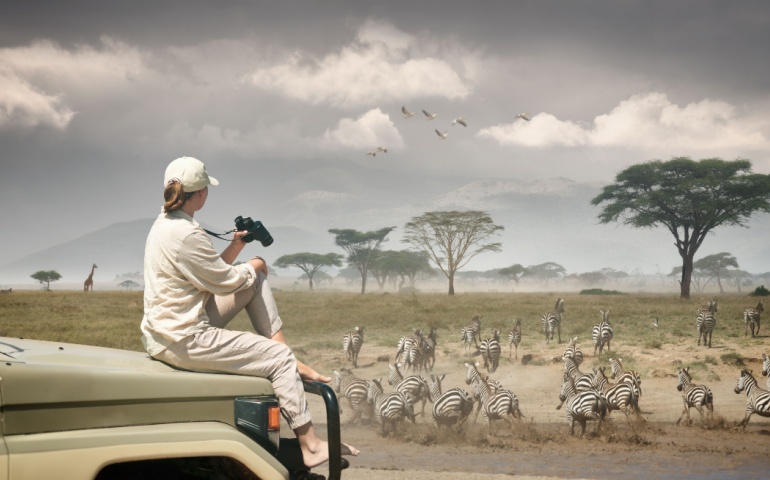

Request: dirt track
left=305, top=330, right=770, bottom=479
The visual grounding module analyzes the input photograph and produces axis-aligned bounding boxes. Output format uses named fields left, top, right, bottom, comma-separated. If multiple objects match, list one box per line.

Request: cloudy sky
left=2, top=0, right=770, bottom=270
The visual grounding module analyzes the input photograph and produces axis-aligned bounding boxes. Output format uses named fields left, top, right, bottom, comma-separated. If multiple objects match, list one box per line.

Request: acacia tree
left=402, top=210, right=503, bottom=295
left=499, top=264, right=528, bottom=285
left=274, top=252, right=344, bottom=290
left=30, top=270, right=61, bottom=291
left=592, top=157, right=770, bottom=299
left=328, top=227, right=395, bottom=294
left=370, top=250, right=434, bottom=291
left=524, top=262, right=566, bottom=285
left=118, top=279, right=141, bottom=291
left=693, top=252, right=739, bottom=294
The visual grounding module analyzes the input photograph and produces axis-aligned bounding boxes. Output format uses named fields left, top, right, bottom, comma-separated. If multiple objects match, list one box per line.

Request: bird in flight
left=435, top=129, right=448, bottom=140
left=376, top=147, right=388, bottom=153
left=515, top=112, right=531, bottom=121
left=652, top=317, right=659, bottom=328
left=422, top=109, right=438, bottom=120
left=401, top=105, right=415, bottom=118
left=366, top=151, right=377, bottom=157
left=451, top=116, right=468, bottom=127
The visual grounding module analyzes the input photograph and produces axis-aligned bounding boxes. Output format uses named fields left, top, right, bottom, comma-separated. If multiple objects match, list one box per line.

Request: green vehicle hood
left=0, top=337, right=274, bottom=435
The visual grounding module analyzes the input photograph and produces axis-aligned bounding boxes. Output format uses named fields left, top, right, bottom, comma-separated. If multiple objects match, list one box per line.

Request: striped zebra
left=480, top=329, right=502, bottom=373
left=469, top=375, right=523, bottom=433
left=333, top=368, right=371, bottom=423
left=558, top=357, right=594, bottom=409
left=593, top=366, right=644, bottom=423
left=541, top=298, right=565, bottom=344
left=388, top=363, right=431, bottom=417
left=762, top=353, right=770, bottom=389
left=696, top=300, right=718, bottom=348
left=431, top=387, right=475, bottom=432
left=403, top=342, right=427, bottom=374
left=342, top=326, right=365, bottom=367
left=608, top=357, right=642, bottom=396
left=592, top=310, right=613, bottom=355
left=563, top=336, right=584, bottom=366
left=734, top=369, right=770, bottom=429
left=557, top=373, right=607, bottom=437
left=366, top=378, right=415, bottom=436
left=460, top=316, right=482, bottom=355
left=744, top=300, right=764, bottom=337
left=0, top=288, right=12, bottom=294
left=675, top=367, right=714, bottom=426
left=422, top=326, right=438, bottom=371
left=508, top=318, right=522, bottom=359
left=395, top=328, right=423, bottom=364
left=464, top=361, right=504, bottom=393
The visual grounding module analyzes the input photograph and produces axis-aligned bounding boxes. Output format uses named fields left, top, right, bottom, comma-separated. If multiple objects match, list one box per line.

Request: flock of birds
left=333, top=298, right=770, bottom=438
left=364, top=105, right=531, bottom=156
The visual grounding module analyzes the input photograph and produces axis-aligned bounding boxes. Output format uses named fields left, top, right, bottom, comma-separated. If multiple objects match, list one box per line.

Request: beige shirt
left=141, top=209, right=257, bottom=356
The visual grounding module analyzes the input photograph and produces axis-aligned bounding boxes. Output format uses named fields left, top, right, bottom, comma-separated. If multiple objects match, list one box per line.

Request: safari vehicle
left=0, top=337, right=346, bottom=480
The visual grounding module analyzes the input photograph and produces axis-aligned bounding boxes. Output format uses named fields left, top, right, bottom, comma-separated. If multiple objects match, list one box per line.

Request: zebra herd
left=335, top=297, right=770, bottom=437
left=333, top=359, right=523, bottom=437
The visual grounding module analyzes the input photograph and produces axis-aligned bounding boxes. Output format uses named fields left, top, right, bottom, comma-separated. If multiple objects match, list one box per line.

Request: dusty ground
left=302, top=332, right=770, bottom=480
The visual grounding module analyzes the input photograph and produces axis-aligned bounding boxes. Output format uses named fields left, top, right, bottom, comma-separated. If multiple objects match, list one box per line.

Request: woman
left=141, top=156, right=358, bottom=468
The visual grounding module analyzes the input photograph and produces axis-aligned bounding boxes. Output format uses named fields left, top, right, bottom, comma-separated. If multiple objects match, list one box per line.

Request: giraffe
left=84, top=263, right=97, bottom=292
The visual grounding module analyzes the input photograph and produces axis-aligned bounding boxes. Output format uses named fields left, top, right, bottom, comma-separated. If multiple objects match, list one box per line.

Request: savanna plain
left=1, top=290, right=769, bottom=480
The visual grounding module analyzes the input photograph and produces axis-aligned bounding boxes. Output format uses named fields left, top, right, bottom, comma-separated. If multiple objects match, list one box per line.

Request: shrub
left=749, top=285, right=770, bottom=297
left=720, top=352, right=745, bottom=366
left=579, top=288, right=625, bottom=295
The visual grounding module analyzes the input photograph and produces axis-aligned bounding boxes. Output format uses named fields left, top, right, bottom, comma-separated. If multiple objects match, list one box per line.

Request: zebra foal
left=508, top=318, right=522, bottom=359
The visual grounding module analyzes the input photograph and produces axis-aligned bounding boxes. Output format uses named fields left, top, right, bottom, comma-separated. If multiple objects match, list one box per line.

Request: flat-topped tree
left=592, top=157, right=770, bottom=299
left=328, top=227, right=395, bottom=294
left=274, top=252, right=343, bottom=290
left=402, top=210, right=503, bottom=295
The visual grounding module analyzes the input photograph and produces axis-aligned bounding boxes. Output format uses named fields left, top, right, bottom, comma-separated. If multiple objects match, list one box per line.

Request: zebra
left=563, top=336, right=584, bottom=367
left=508, top=318, right=522, bottom=359
left=431, top=387, right=475, bottom=432
left=469, top=375, right=523, bottom=434
left=464, top=361, right=504, bottom=393
left=480, top=329, right=502, bottom=373
left=675, top=367, right=714, bottom=426
left=366, top=378, right=415, bottom=436
left=744, top=300, right=764, bottom=337
left=541, top=298, right=565, bottom=344
left=762, top=353, right=770, bottom=389
left=460, top=316, right=482, bottom=354
left=395, top=328, right=423, bottom=364
left=558, top=357, right=594, bottom=409
left=387, top=363, right=431, bottom=417
left=593, top=366, right=644, bottom=423
left=403, top=342, right=427, bottom=374
left=0, top=288, right=12, bottom=294
left=342, top=326, right=365, bottom=367
left=733, top=369, right=770, bottom=429
left=333, top=368, right=371, bottom=423
left=608, top=357, right=642, bottom=397
left=696, top=300, right=717, bottom=348
left=422, top=326, right=438, bottom=371
left=557, top=373, right=607, bottom=437
left=592, top=310, right=613, bottom=355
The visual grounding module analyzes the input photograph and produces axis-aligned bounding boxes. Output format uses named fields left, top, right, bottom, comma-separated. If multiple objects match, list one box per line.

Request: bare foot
left=301, top=440, right=359, bottom=468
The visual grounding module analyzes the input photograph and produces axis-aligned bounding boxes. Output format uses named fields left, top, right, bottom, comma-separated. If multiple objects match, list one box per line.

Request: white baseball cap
left=164, top=156, right=219, bottom=192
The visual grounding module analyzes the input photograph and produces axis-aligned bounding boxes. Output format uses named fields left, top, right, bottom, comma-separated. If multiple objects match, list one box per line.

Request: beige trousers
left=154, top=272, right=311, bottom=429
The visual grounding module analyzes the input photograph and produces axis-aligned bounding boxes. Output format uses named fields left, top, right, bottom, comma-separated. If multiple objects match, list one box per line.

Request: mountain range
left=2, top=175, right=769, bottom=288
